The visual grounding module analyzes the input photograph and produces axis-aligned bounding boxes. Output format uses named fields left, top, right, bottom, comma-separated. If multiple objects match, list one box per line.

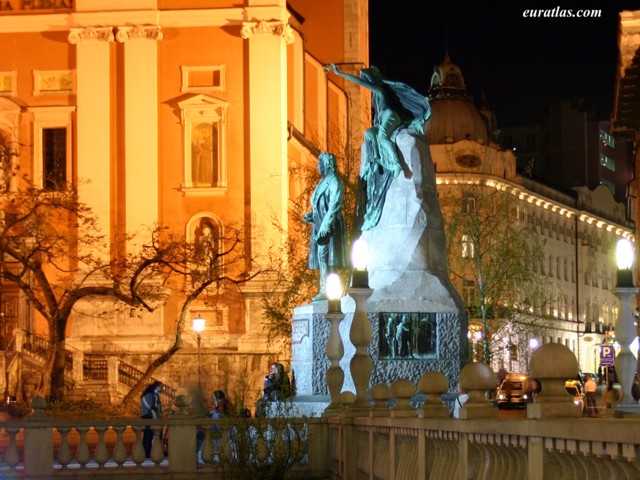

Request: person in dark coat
left=140, top=381, right=163, bottom=459
left=303, top=152, right=348, bottom=301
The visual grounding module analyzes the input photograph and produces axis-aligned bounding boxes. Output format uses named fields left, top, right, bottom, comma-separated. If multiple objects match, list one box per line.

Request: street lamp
left=347, top=238, right=373, bottom=416
left=192, top=316, right=206, bottom=390
left=350, top=238, right=369, bottom=288
left=613, top=237, right=640, bottom=416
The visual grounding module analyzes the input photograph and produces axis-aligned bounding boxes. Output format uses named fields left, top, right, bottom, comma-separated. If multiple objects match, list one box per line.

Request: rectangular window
left=43, top=128, right=67, bottom=190
left=27, top=105, right=75, bottom=190
left=462, top=194, right=476, bottom=214
left=599, top=154, right=616, bottom=172
left=461, top=234, right=475, bottom=258
left=462, top=278, right=477, bottom=306
left=178, top=95, right=228, bottom=194
left=181, top=66, right=226, bottom=93
left=599, top=130, right=615, bottom=148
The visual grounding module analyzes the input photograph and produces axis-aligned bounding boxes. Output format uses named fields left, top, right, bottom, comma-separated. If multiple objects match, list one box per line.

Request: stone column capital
left=115, top=25, right=163, bottom=43
left=241, top=20, right=294, bottom=44
left=68, top=26, right=114, bottom=44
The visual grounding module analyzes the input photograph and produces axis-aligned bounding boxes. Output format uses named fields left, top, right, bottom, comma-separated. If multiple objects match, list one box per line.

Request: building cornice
left=0, top=6, right=288, bottom=33
left=436, top=173, right=635, bottom=240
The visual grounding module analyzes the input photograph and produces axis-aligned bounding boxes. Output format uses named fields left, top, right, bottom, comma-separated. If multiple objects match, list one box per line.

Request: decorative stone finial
left=458, top=362, right=497, bottom=419
left=390, top=379, right=417, bottom=418
left=417, top=371, right=449, bottom=418
left=528, top=343, right=581, bottom=418
left=369, top=383, right=390, bottom=417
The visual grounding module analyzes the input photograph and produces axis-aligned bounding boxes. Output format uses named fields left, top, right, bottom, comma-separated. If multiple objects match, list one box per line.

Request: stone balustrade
left=1, top=344, right=640, bottom=479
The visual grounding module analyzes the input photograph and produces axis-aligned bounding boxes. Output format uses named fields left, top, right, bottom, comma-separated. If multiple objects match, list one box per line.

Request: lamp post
left=347, top=238, right=373, bottom=416
left=613, top=238, right=640, bottom=415
left=192, top=316, right=206, bottom=391
left=324, top=273, right=345, bottom=416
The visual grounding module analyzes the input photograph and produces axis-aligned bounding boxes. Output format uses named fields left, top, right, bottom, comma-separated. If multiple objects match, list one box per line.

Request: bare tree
left=0, top=184, right=257, bottom=402
left=441, top=178, right=553, bottom=367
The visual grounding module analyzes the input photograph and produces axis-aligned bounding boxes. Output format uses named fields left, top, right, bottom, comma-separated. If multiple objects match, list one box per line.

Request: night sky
left=369, top=0, right=639, bottom=124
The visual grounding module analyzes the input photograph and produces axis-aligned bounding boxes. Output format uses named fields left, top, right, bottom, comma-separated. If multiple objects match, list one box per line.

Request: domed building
left=427, top=53, right=490, bottom=147
left=427, top=54, right=632, bottom=374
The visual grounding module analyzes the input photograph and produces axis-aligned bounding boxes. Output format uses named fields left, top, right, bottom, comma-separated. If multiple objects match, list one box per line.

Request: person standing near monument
left=303, top=152, right=348, bottom=301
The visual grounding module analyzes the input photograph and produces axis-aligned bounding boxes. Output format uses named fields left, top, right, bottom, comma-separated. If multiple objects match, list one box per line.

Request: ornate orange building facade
left=0, top=0, right=369, bottom=401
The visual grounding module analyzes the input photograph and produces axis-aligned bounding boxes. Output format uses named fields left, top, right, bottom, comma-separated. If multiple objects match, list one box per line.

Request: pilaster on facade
left=243, top=13, right=289, bottom=271
left=118, top=24, right=161, bottom=251
left=70, top=25, right=113, bottom=263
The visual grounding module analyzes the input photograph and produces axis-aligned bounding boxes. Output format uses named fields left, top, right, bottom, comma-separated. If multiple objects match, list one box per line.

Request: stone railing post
left=324, top=307, right=345, bottom=416
left=390, top=379, right=417, bottom=418
left=24, top=396, right=53, bottom=477
left=458, top=362, right=497, bottom=419
left=613, top=285, right=640, bottom=414
left=528, top=343, right=581, bottom=419
left=345, top=287, right=373, bottom=416
left=14, top=328, right=24, bottom=352
left=72, top=350, right=84, bottom=385
left=167, top=395, right=197, bottom=473
left=107, top=356, right=119, bottom=403
left=417, top=371, right=449, bottom=418
left=369, top=383, right=390, bottom=417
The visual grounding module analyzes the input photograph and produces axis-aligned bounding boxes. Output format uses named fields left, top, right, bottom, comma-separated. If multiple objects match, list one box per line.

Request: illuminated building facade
left=429, top=55, right=635, bottom=374
left=0, top=0, right=368, bottom=400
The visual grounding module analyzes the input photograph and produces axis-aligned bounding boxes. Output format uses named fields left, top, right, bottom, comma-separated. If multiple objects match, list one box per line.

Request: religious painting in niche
left=191, top=122, right=218, bottom=186
left=379, top=312, right=437, bottom=359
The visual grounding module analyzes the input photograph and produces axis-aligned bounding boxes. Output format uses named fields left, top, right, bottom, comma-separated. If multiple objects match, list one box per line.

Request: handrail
left=118, top=361, right=177, bottom=405
left=14, top=329, right=177, bottom=404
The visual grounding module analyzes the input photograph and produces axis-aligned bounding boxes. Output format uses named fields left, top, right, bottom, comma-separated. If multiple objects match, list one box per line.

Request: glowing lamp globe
left=616, top=238, right=635, bottom=288
left=350, top=238, right=370, bottom=288
left=192, top=316, right=206, bottom=333
left=326, top=273, right=342, bottom=313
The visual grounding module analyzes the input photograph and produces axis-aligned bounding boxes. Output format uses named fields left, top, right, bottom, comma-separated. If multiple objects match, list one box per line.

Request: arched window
left=187, top=214, right=223, bottom=280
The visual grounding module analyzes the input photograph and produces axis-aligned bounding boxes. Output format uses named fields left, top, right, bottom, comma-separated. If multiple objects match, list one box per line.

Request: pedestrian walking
left=140, top=381, right=163, bottom=458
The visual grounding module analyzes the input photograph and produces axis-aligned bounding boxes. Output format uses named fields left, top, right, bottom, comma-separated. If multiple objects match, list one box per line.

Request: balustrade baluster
left=56, top=427, right=72, bottom=469
left=94, top=426, right=109, bottom=468
left=112, top=425, right=128, bottom=467
left=201, top=426, right=215, bottom=464
left=131, top=426, right=146, bottom=465
left=150, top=425, right=165, bottom=464
left=75, top=426, right=91, bottom=467
left=4, top=427, right=19, bottom=469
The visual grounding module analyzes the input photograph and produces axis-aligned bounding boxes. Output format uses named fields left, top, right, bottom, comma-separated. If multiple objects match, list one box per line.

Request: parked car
left=496, top=373, right=536, bottom=409
left=565, top=379, right=585, bottom=411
